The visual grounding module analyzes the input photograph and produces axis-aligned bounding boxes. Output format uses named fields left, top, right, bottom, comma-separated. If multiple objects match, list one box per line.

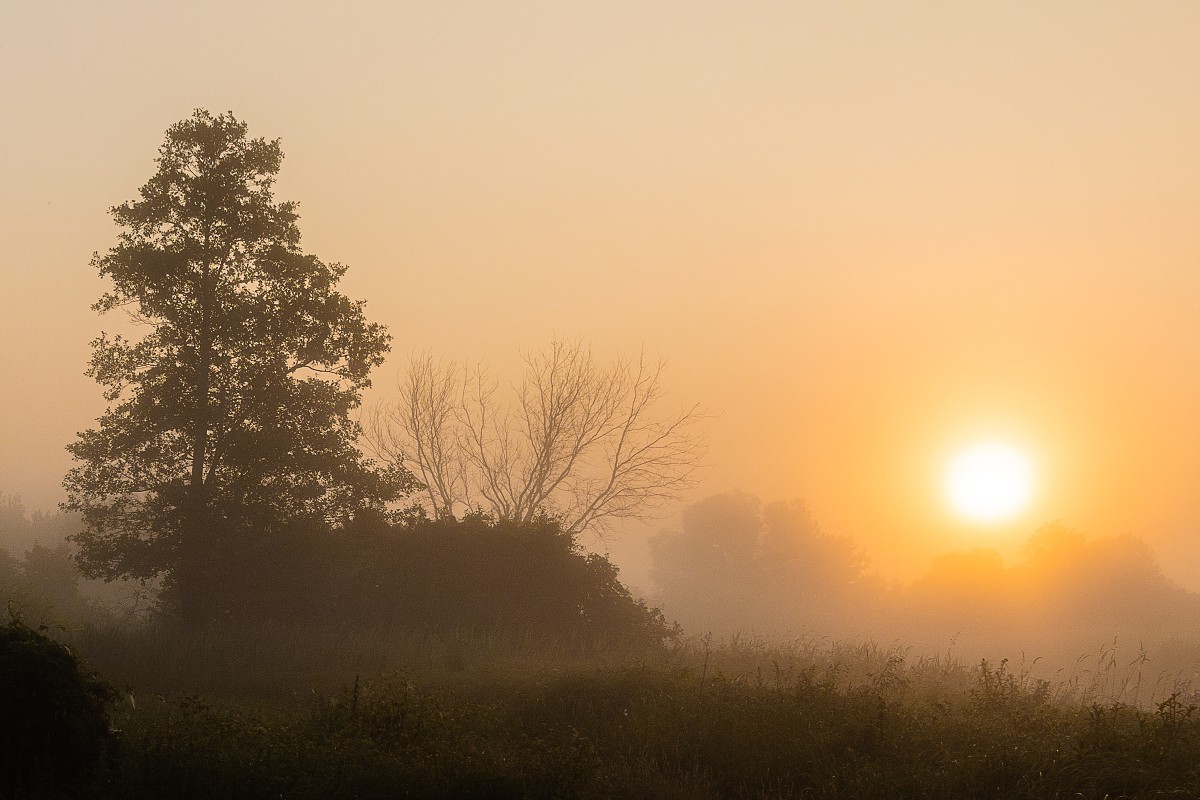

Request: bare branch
left=364, top=353, right=463, bottom=517
left=367, top=339, right=706, bottom=537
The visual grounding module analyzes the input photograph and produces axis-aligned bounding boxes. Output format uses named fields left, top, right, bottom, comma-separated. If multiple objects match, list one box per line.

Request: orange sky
left=2, top=2, right=1198, bottom=590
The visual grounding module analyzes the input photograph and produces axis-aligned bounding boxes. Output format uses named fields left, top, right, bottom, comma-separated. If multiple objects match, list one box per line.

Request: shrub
left=197, top=513, right=676, bottom=647
left=0, top=612, right=114, bottom=794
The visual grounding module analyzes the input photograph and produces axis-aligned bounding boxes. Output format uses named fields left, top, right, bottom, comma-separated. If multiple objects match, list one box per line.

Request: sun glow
left=945, top=442, right=1035, bottom=523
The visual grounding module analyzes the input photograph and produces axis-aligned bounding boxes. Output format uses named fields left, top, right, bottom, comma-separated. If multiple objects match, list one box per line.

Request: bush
left=190, top=513, right=676, bottom=647
left=0, top=613, right=114, bottom=795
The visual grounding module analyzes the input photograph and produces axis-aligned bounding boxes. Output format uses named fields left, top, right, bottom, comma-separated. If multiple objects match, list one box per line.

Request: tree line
left=650, top=490, right=1200, bottom=676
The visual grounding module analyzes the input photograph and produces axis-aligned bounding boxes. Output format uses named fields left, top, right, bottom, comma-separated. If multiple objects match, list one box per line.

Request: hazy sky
left=2, top=2, right=1198, bottom=589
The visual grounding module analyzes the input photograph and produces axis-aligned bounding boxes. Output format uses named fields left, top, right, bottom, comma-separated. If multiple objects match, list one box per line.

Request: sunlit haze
left=2, top=2, right=1199, bottom=592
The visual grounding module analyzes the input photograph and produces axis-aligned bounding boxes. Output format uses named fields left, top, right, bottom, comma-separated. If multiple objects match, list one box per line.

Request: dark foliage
left=0, top=614, right=114, bottom=796
left=175, top=513, right=675, bottom=646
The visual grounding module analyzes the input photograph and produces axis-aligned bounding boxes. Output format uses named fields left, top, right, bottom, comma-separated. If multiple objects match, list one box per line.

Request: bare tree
left=367, top=340, right=705, bottom=536
left=368, top=355, right=465, bottom=519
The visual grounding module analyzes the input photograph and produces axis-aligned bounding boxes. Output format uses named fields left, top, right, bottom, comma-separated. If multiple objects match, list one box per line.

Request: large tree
left=64, top=110, right=407, bottom=619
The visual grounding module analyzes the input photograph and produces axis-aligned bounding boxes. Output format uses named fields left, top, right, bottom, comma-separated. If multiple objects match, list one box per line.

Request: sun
left=944, top=442, right=1035, bottom=523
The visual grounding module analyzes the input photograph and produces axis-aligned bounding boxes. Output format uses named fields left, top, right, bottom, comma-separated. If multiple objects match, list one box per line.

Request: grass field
left=16, top=623, right=1196, bottom=799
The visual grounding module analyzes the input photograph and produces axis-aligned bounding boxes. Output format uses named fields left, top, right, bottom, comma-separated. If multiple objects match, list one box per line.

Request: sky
left=2, top=1, right=1198, bottom=592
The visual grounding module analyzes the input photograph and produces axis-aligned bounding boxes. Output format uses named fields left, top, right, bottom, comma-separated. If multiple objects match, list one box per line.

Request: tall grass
left=67, top=619, right=669, bottom=703
left=39, top=623, right=1200, bottom=799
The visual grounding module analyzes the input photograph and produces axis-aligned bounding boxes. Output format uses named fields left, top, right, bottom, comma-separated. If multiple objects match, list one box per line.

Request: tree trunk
left=179, top=263, right=214, bottom=627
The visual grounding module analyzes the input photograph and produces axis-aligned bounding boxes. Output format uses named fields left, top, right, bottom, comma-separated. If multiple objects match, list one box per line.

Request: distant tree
left=368, top=340, right=704, bottom=537
left=20, top=543, right=84, bottom=613
left=63, top=110, right=408, bottom=622
left=902, top=522, right=1200, bottom=660
left=0, top=548, right=18, bottom=595
left=905, top=547, right=1011, bottom=630
left=0, top=494, right=33, bottom=555
left=1018, top=520, right=1086, bottom=566
left=649, top=492, right=763, bottom=634
left=650, top=492, right=876, bottom=637
left=1012, top=522, right=1195, bottom=631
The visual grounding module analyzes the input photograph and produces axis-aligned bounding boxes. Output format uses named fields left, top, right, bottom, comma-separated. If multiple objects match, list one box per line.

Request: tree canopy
left=64, top=110, right=407, bottom=618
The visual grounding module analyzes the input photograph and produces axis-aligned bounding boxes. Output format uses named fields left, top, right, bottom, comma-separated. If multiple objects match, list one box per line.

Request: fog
left=646, top=491, right=1200, bottom=691
left=6, top=12, right=1200, bottom=796
left=8, top=480, right=1200, bottom=703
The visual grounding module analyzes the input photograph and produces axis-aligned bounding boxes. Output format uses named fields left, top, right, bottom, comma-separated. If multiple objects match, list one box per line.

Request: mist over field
left=649, top=492, right=1200, bottom=686
left=8, top=486, right=1200, bottom=693
left=8, top=457, right=1200, bottom=717
left=4, top=3, right=1200, bottom=797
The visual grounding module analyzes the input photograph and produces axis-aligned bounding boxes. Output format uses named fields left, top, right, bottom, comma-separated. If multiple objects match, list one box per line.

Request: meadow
left=14, top=619, right=1200, bottom=800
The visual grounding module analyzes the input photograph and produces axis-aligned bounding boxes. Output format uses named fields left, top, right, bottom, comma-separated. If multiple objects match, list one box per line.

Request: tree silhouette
left=63, top=110, right=408, bottom=622
left=650, top=492, right=876, bottom=637
left=369, top=341, right=704, bottom=537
